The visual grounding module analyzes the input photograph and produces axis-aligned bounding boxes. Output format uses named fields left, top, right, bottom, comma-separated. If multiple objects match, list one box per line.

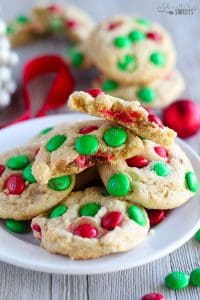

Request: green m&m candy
left=190, top=268, right=200, bottom=286
left=185, top=171, right=199, bottom=192
left=151, top=161, right=170, bottom=177
left=150, top=51, right=166, bottom=66
left=107, top=173, right=131, bottom=197
left=165, top=271, right=189, bottom=290
left=136, top=87, right=156, bottom=103
left=6, top=155, right=29, bottom=170
left=49, top=18, right=64, bottom=32
left=16, top=15, right=30, bottom=24
left=39, top=127, right=54, bottom=136
left=136, top=18, right=151, bottom=26
left=66, top=47, right=85, bottom=67
left=23, top=163, right=37, bottom=183
left=79, top=202, right=101, bottom=217
left=6, top=25, right=14, bottom=35
left=103, top=127, right=127, bottom=147
left=194, top=229, right=200, bottom=241
left=102, top=80, right=118, bottom=92
left=5, top=219, right=28, bottom=233
left=129, top=30, right=145, bottom=42
left=45, top=134, right=67, bottom=152
left=75, top=135, right=99, bottom=155
left=50, top=205, right=68, bottom=219
left=127, top=205, right=147, bottom=226
left=48, top=175, right=71, bottom=191
left=117, top=54, right=136, bottom=71
left=113, top=36, right=131, bottom=48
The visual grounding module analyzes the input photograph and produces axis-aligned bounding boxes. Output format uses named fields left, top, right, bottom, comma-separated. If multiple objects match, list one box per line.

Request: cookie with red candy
left=0, top=145, right=75, bottom=220
left=87, top=15, right=176, bottom=85
left=68, top=90, right=176, bottom=146
left=31, top=186, right=149, bottom=259
left=98, top=139, right=199, bottom=209
left=32, top=120, right=143, bottom=184
left=32, top=4, right=94, bottom=43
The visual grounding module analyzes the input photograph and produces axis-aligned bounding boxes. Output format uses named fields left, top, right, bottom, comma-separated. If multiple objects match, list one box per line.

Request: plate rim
left=0, top=114, right=200, bottom=275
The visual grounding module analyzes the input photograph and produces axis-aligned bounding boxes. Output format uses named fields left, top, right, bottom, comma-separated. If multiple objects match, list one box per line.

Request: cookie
left=0, top=145, right=75, bottom=220
left=32, top=4, right=94, bottom=43
left=32, top=120, right=143, bottom=184
left=93, top=69, right=185, bottom=109
left=6, top=15, right=40, bottom=47
left=31, top=186, right=149, bottom=259
left=87, top=15, right=176, bottom=84
left=68, top=90, right=176, bottom=146
left=98, top=140, right=199, bottom=209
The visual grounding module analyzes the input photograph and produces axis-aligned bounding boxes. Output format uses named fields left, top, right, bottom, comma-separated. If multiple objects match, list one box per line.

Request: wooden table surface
left=0, top=0, right=200, bottom=299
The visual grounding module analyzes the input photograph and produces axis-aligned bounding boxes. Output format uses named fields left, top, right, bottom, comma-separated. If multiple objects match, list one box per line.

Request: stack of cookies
left=0, top=89, right=198, bottom=260
left=68, top=15, right=185, bottom=109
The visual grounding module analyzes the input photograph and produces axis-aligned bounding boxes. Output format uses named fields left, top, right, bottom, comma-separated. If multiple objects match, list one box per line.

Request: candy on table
left=31, top=119, right=143, bottom=185
left=164, top=271, right=189, bottom=289
left=141, top=292, right=165, bottom=300
left=93, top=69, right=185, bottom=109
left=163, top=99, right=200, bottom=138
left=68, top=90, right=176, bottom=147
left=194, top=228, right=200, bottom=241
left=5, top=219, right=28, bottom=233
left=190, top=268, right=200, bottom=287
left=32, top=4, right=95, bottom=43
left=147, top=209, right=168, bottom=226
left=31, top=186, right=150, bottom=259
left=0, top=19, right=18, bottom=108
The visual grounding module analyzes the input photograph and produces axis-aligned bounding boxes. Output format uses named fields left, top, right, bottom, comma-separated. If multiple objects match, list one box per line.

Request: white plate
left=0, top=114, right=200, bottom=275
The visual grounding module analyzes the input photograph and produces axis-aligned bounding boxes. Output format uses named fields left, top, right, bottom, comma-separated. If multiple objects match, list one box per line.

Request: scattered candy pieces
left=163, top=99, right=200, bottom=138
left=185, top=171, right=199, bottom=192
left=165, top=271, right=189, bottom=290
left=190, top=268, right=200, bottom=287
left=141, top=292, right=165, bottom=300
left=194, top=229, right=200, bottom=241
left=5, top=219, right=28, bottom=233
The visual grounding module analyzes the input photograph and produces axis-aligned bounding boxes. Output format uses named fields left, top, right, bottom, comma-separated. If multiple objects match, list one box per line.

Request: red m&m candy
left=87, top=88, right=103, bottom=97
left=79, top=126, right=99, bottom=134
left=146, top=32, right=162, bottom=42
left=108, top=21, right=122, bottom=30
left=141, top=292, right=165, bottom=300
left=5, top=174, right=26, bottom=195
left=101, top=211, right=123, bottom=230
left=154, top=146, right=168, bottom=158
left=0, top=164, right=5, bottom=176
left=148, top=209, right=167, bottom=226
left=126, top=155, right=149, bottom=168
left=66, top=19, right=79, bottom=29
left=32, top=224, right=41, bottom=233
left=73, top=223, right=98, bottom=238
left=47, top=4, right=61, bottom=13
left=163, top=99, right=200, bottom=138
left=148, top=114, right=163, bottom=128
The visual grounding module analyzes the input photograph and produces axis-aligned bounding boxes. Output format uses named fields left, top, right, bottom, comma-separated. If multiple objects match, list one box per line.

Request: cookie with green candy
left=32, top=186, right=149, bottom=259
left=32, top=119, right=143, bottom=184
left=0, top=145, right=75, bottom=220
left=68, top=90, right=176, bottom=146
left=93, top=69, right=185, bottom=109
left=66, top=43, right=92, bottom=68
left=32, top=4, right=94, bottom=44
left=87, top=15, right=176, bottom=84
left=98, top=139, right=198, bottom=209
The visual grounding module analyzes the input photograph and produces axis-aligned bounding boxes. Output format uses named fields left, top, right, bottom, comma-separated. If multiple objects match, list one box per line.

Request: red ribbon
left=0, top=55, right=75, bottom=128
